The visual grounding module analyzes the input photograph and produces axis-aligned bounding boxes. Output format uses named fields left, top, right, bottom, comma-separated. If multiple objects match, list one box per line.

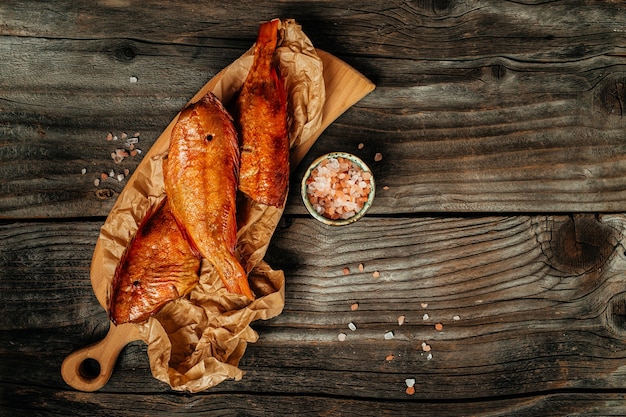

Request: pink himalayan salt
left=306, top=157, right=371, bottom=221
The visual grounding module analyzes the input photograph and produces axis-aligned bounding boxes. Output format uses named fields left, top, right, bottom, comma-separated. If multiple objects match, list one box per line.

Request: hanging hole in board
left=79, top=358, right=102, bottom=380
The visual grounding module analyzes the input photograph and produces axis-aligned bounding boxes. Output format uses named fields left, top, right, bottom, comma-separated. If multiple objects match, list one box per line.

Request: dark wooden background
left=2, top=1, right=626, bottom=415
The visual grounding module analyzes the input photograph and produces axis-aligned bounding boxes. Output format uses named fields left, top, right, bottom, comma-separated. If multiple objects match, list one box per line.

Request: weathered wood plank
left=2, top=215, right=626, bottom=402
left=2, top=1, right=626, bottom=218
left=3, top=1, right=625, bottom=61
left=4, top=383, right=626, bottom=417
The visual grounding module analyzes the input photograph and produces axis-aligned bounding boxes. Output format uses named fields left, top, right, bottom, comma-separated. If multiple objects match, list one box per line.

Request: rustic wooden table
left=2, top=1, right=626, bottom=415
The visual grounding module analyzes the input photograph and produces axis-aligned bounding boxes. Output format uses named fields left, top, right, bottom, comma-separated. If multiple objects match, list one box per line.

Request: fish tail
left=218, top=254, right=255, bottom=300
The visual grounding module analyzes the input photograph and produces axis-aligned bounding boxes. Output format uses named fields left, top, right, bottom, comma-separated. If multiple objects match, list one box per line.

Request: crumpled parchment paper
left=92, top=19, right=325, bottom=393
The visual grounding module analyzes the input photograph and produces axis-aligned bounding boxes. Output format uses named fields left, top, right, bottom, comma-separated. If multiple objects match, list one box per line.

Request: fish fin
left=219, top=254, right=255, bottom=301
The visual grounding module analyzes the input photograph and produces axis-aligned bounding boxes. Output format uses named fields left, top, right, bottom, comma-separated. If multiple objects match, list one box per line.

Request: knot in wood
left=95, top=188, right=116, bottom=200
left=592, top=72, right=626, bottom=120
left=490, top=64, right=506, bottom=81
left=548, top=214, right=615, bottom=275
left=114, top=43, right=137, bottom=62
left=605, top=293, right=626, bottom=335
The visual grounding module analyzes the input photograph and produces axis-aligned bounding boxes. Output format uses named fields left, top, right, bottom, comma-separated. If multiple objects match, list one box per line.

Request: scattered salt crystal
left=338, top=333, right=347, bottom=342
left=109, top=170, right=115, bottom=177
left=374, top=152, right=383, bottom=162
left=397, top=315, right=405, bottom=326
left=453, top=315, right=461, bottom=321
left=94, top=179, right=100, bottom=187
left=113, top=135, right=118, bottom=141
left=111, top=148, right=129, bottom=163
left=427, top=352, right=433, bottom=360
left=129, top=76, right=138, bottom=83
left=422, top=313, right=430, bottom=321
left=348, top=322, right=357, bottom=331
left=384, top=331, right=394, bottom=340
left=81, top=168, right=87, bottom=175
left=125, top=137, right=139, bottom=146
left=116, top=173, right=125, bottom=182
left=405, top=378, right=416, bottom=388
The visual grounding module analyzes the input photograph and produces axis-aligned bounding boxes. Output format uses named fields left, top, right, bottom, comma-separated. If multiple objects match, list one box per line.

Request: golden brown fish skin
left=109, top=198, right=201, bottom=325
left=164, top=93, right=254, bottom=300
left=234, top=18, right=289, bottom=208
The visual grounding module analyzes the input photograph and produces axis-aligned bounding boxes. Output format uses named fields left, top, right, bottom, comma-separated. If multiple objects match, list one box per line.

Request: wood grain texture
left=1, top=0, right=626, bottom=217
left=2, top=215, right=626, bottom=414
left=3, top=0, right=626, bottom=415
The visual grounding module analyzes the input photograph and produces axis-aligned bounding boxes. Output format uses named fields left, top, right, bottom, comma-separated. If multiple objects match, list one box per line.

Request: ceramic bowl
left=301, top=152, right=375, bottom=226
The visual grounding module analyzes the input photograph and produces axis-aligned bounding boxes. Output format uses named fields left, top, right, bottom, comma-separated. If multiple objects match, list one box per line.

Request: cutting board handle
left=61, top=322, right=141, bottom=392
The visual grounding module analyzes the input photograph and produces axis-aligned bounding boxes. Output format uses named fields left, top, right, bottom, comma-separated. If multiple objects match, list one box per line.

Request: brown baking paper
left=90, top=18, right=374, bottom=393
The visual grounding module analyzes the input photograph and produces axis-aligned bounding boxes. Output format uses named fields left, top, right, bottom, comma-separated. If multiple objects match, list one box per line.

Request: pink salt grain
left=306, top=156, right=372, bottom=221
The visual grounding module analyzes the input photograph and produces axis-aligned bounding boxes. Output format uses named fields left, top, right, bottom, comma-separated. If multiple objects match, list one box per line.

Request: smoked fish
left=233, top=18, right=290, bottom=208
left=109, top=198, right=201, bottom=324
left=164, top=93, right=254, bottom=300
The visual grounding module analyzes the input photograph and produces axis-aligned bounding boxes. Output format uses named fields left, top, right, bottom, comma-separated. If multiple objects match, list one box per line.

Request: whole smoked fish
left=164, top=93, right=254, bottom=300
left=109, top=198, right=201, bottom=324
left=233, top=19, right=290, bottom=208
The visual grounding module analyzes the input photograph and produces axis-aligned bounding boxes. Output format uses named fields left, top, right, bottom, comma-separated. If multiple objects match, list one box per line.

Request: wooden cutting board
left=61, top=48, right=375, bottom=392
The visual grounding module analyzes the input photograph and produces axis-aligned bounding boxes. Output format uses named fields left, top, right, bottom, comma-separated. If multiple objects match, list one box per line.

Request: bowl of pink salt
left=301, top=152, right=375, bottom=226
